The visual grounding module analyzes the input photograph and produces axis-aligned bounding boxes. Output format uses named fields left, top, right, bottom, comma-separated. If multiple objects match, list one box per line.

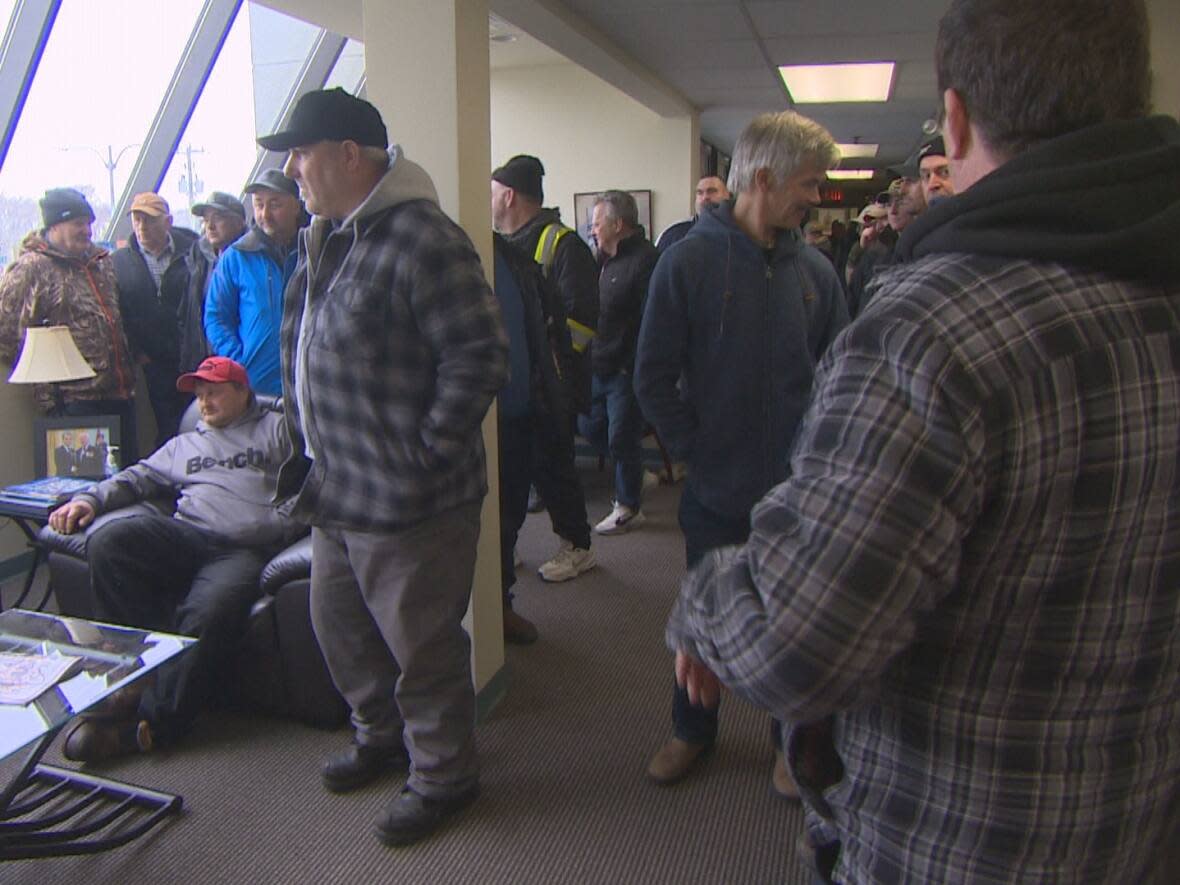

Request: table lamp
left=7, top=325, right=96, bottom=415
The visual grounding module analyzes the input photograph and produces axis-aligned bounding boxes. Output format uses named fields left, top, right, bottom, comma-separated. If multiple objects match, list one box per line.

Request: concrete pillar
left=360, top=0, right=505, bottom=705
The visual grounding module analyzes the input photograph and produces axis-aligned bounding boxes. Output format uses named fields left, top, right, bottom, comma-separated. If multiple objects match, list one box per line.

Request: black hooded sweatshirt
left=895, top=115, right=1180, bottom=282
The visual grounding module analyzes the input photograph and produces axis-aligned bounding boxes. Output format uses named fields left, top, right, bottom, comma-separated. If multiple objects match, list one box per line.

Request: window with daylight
left=0, top=0, right=204, bottom=260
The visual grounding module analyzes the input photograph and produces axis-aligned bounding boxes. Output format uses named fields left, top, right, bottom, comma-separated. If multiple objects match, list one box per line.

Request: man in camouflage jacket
left=0, top=188, right=139, bottom=462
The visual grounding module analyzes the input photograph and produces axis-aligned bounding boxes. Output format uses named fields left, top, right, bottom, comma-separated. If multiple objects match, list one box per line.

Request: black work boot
left=322, top=741, right=408, bottom=793
left=374, top=785, right=480, bottom=846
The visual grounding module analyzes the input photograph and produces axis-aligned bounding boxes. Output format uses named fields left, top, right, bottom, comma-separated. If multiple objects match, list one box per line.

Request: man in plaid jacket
left=667, top=1, right=1180, bottom=881
left=261, top=89, right=507, bottom=848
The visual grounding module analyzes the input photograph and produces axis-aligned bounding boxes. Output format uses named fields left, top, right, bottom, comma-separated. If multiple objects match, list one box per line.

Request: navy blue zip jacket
left=634, top=200, right=847, bottom=519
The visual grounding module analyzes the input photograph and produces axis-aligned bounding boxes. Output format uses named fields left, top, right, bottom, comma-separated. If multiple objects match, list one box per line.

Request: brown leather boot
left=61, top=715, right=152, bottom=763
left=646, top=737, right=711, bottom=785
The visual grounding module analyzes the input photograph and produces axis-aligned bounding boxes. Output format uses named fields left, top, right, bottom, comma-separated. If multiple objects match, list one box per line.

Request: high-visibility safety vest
left=533, top=223, right=596, bottom=354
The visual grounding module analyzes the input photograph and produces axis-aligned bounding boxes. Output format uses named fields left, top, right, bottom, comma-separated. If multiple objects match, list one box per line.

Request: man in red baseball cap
left=48, top=357, right=302, bottom=762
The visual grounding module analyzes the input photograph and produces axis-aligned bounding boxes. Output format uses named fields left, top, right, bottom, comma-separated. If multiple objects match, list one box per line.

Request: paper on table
left=0, top=652, right=82, bottom=706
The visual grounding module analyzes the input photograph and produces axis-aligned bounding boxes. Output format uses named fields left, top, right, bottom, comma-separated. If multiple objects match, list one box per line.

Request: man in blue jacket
left=635, top=110, right=847, bottom=788
left=204, top=169, right=303, bottom=395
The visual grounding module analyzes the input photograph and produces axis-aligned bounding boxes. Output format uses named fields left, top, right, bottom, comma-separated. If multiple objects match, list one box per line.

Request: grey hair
left=727, top=110, right=840, bottom=193
left=594, top=190, right=639, bottom=228
left=360, top=145, right=392, bottom=170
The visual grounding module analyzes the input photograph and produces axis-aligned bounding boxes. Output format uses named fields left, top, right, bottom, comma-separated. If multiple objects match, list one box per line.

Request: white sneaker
left=538, top=541, right=597, bottom=582
left=595, top=501, right=646, bottom=535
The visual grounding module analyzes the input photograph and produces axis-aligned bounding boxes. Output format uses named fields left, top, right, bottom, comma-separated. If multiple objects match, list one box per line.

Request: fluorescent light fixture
left=826, top=170, right=874, bottom=180
left=836, top=143, right=879, bottom=159
left=779, top=62, right=895, bottom=103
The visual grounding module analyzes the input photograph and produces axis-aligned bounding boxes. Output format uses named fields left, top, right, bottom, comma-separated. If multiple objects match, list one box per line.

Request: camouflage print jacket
left=0, top=231, right=135, bottom=410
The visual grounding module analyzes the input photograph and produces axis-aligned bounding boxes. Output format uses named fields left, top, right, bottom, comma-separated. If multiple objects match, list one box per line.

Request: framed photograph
left=34, top=415, right=121, bottom=480
left=573, top=189, right=654, bottom=251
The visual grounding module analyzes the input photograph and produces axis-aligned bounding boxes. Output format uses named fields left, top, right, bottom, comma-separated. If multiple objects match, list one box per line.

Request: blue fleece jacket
left=204, top=228, right=298, bottom=395
left=634, top=201, right=848, bottom=519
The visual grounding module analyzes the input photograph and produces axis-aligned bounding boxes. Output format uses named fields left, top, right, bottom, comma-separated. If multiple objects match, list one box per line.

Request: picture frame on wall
left=573, top=189, right=654, bottom=251
left=34, top=415, right=121, bottom=479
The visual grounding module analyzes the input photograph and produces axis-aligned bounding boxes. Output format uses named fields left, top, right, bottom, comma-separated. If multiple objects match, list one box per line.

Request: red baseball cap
left=176, top=356, right=250, bottom=392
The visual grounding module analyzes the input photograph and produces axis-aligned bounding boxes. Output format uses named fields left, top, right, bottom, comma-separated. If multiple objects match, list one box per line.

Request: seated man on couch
left=48, top=356, right=302, bottom=761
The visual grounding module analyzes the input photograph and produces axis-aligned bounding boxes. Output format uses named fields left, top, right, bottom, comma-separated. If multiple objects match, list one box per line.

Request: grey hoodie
left=74, top=399, right=299, bottom=547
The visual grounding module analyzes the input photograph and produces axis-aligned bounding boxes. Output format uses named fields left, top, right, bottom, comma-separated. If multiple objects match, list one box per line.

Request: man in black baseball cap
left=257, top=89, right=507, bottom=847
left=257, top=87, right=388, bottom=153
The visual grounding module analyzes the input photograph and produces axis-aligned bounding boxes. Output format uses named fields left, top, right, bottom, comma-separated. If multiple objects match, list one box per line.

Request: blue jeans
left=577, top=371, right=644, bottom=509
left=673, top=484, right=781, bottom=749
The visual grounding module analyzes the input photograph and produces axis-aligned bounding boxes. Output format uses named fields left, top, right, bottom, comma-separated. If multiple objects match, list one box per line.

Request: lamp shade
left=7, top=325, right=96, bottom=384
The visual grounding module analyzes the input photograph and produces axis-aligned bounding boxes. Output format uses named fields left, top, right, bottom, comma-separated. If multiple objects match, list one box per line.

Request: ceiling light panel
left=835, top=143, right=879, bottom=158
left=826, top=170, right=875, bottom=180
left=779, top=62, right=895, bottom=103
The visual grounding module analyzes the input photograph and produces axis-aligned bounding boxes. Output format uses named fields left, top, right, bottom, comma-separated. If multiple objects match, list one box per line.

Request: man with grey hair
left=578, top=190, right=659, bottom=534
left=259, top=88, right=507, bottom=847
left=636, top=109, right=847, bottom=788
left=665, top=0, right=1180, bottom=880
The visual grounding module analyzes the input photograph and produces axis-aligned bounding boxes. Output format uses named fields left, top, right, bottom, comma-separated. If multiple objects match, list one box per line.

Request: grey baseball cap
left=243, top=168, right=299, bottom=199
left=191, top=191, right=246, bottom=218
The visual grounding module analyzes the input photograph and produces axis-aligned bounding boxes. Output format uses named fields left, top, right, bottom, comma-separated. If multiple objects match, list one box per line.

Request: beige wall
left=0, top=385, right=38, bottom=570
left=491, top=62, right=698, bottom=242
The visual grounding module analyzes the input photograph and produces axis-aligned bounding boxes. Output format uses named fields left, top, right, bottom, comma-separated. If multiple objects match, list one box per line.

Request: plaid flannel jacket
left=668, top=252, right=1180, bottom=882
left=277, top=175, right=507, bottom=532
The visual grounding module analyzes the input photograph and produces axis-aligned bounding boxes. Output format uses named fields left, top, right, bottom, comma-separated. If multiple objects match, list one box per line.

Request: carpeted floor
left=1, top=463, right=810, bottom=884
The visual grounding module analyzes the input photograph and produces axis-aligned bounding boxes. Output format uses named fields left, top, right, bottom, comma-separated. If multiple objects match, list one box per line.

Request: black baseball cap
left=257, top=88, right=388, bottom=152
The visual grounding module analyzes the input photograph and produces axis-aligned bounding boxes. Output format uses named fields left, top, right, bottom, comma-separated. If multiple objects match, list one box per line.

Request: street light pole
left=60, top=143, right=139, bottom=212
left=177, top=144, right=205, bottom=209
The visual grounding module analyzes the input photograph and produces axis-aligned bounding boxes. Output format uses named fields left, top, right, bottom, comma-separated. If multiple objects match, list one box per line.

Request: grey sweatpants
left=309, top=501, right=481, bottom=798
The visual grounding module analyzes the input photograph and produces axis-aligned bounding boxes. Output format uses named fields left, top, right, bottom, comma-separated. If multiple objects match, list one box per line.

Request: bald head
left=695, top=176, right=730, bottom=213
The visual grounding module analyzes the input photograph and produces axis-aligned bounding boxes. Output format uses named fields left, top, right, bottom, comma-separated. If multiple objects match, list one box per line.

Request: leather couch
left=37, top=399, right=347, bottom=729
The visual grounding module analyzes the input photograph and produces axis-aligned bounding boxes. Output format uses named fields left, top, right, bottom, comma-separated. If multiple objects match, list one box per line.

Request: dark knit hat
left=888, top=135, right=948, bottom=179
left=40, top=188, right=95, bottom=229
left=492, top=155, right=544, bottom=203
